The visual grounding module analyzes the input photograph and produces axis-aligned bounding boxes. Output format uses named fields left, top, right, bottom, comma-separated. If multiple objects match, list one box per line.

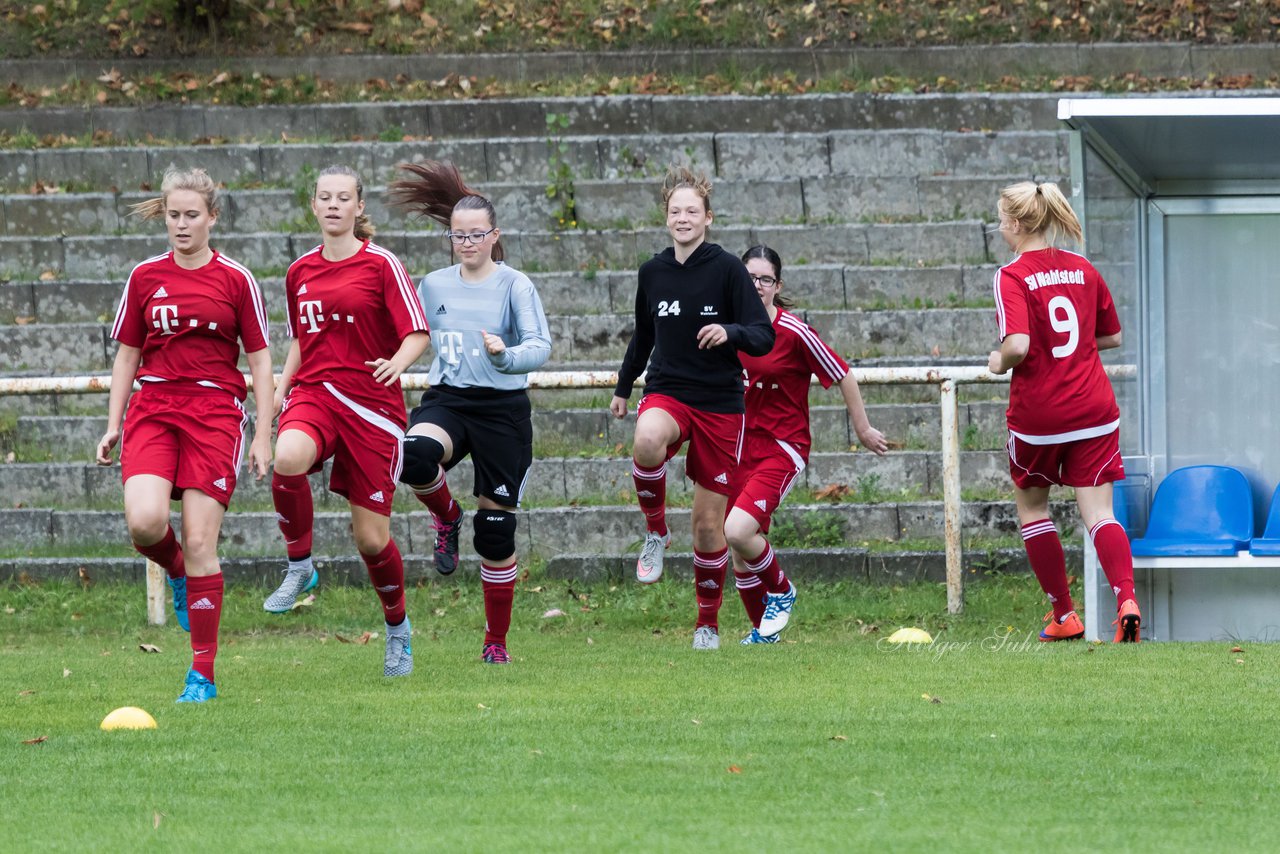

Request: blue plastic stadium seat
left=1129, top=465, right=1253, bottom=557
left=1248, top=484, right=1280, bottom=556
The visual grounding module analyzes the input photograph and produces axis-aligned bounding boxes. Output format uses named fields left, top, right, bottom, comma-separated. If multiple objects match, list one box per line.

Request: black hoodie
left=614, top=242, right=775, bottom=413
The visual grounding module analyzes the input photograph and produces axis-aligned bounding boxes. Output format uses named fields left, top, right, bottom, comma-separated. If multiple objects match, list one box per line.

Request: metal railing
left=0, top=365, right=1136, bottom=621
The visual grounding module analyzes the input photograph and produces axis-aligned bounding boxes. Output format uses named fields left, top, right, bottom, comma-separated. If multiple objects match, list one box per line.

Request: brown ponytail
left=388, top=160, right=504, bottom=262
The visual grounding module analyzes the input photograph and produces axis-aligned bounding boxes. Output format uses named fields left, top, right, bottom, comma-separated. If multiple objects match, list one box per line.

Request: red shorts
left=120, top=384, right=248, bottom=506
left=637, top=393, right=743, bottom=495
left=1006, top=429, right=1125, bottom=489
left=279, top=382, right=406, bottom=516
left=729, top=433, right=806, bottom=533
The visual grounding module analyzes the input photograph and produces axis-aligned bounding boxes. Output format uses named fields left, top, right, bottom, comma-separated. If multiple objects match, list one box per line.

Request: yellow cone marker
left=100, top=706, right=158, bottom=731
left=886, top=627, right=934, bottom=644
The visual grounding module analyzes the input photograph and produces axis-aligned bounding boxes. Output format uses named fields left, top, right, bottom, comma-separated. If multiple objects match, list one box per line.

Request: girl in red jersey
left=725, top=245, right=889, bottom=644
left=610, top=167, right=776, bottom=650
left=263, top=165, right=431, bottom=678
left=987, top=181, right=1140, bottom=643
left=96, top=166, right=274, bottom=703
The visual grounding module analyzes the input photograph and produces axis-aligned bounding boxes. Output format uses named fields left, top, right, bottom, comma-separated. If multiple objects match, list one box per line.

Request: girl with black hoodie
left=609, top=167, right=775, bottom=650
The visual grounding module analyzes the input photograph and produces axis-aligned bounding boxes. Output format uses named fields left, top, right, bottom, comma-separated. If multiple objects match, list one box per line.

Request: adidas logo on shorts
left=637, top=490, right=656, bottom=498
left=190, top=597, right=215, bottom=610
left=369, top=491, right=385, bottom=503
left=213, top=477, right=227, bottom=491
left=714, top=473, right=728, bottom=484
left=153, top=286, right=168, bottom=299
left=493, top=484, right=510, bottom=498
left=754, top=499, right=768, bottom=512
left=697, top=579, right=720, bottom=590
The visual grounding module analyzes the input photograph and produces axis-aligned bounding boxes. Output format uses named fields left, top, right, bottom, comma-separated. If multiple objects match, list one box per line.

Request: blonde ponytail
left=129, top=166, right=220, bottom=221
left=998, top=181, right=1082, bottom=246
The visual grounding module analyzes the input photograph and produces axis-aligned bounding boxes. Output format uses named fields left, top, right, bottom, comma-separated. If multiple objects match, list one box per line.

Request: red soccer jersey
left=110, top=250, right=269, bottom=401
left=994, top=247, right=1121, bottom=442
left=285, top=241, right=428, bottom=419
left=739, top=309, right=849, bottom=459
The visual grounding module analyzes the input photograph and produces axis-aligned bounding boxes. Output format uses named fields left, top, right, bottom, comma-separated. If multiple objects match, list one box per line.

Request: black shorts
left=408, top=385, right=532, bottom=507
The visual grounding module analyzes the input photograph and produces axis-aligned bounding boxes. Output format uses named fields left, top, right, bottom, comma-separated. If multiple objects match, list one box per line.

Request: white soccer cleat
left=692, top=625, right=720, bottom=650
left=636, top=531, right=670, bottom=584
left=758, top=582, right=797, bottom=638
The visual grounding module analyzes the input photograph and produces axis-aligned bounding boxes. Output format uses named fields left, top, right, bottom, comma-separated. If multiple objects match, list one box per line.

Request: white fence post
left=145, top=559, right=166, bottom=626
left=939, top=379, right=964, bottom=614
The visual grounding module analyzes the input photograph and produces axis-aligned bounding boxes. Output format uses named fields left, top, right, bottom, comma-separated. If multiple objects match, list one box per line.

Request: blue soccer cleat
left=168, top=575, right=190, bottom=632
left=384, top=620, right=413, bottom=677
left=740, top=628, right=780, bottom=645
left=176, top=668, right=217, bottom=703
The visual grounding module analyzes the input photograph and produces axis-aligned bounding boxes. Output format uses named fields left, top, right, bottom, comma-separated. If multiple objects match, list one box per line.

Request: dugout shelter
left=1060, top=96, right=1280, bottom=641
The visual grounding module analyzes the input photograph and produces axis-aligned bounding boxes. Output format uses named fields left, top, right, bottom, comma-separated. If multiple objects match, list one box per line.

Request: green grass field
left=4, top=576, right=1279, bottom=851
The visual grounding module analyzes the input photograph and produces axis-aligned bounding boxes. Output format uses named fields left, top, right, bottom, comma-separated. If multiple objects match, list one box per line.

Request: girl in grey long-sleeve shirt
left=389, top=160, right=552, bottom=665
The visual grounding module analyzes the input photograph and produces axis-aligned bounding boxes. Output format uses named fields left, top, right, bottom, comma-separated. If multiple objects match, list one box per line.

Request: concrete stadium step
left=0, top=92, right=1067, bottom=151
left=0, top=307, right=998, bottom=372
left=0, top=450, right=1012, bottom=509
left=0, top=128, right=1067, bottom=195
left=11, top=399, right=1008, bottom=459
left=0, top=262, right=1002, bottom=323
left=0, top=220, right=993, bottom=278
left=0, top=544, right=1085, bottom=586
left=0, top=500, right=1077, bottom=560
left=0, top=172, right=1058, bottom=237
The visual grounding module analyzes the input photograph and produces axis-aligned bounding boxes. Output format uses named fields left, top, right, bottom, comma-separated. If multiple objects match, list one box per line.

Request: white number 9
left=1047, top=295, right=1079, bottom=359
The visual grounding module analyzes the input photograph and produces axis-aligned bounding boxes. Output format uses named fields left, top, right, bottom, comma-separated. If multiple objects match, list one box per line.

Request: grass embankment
left=3, top=577, right=1277, bottom=850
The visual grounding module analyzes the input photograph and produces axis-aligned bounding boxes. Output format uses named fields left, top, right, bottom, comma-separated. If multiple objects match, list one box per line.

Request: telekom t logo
left=298, top=299, right=325, bottom=334
left=151, top=304, right=180, bottom=335
left=436, top=330, right=464, bottom=364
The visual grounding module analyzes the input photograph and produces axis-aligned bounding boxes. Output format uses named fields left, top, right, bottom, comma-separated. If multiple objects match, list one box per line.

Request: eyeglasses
left=749, top=274, right=779, bottom=287
left=445, top=228, right=496, bottom=245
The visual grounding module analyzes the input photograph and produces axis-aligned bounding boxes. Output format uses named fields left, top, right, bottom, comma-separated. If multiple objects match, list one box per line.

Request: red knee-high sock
left=1090, top=518, right=1136, bottom=608
left=633, top=460, right=668, bottom=536
left=134, top=526, right=185, bottom=580
left=746, top=540, right=789, bottom=595
left=735, top=569, right=766, bottom=628
left=694, top=547, right=728, bottom=630
left=272, top=472, right=313, bottom=560
left=1022, top=519, right=1074, bottom=619
left=362, top=539, right=406, bottom=625
left=481, top=560, right=518, bottom=646
left=412, top=475, right=460, bottom=523
left=187, top=572, right=223, bottom=683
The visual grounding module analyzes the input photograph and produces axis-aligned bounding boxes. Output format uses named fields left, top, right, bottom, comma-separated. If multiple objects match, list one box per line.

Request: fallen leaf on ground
left=542, top=608, right=566, bottom=618
left=290, top=594, right=315, bottom=610
left=19, top=690, right=35, bottom=696
left=691, top=719, right=701, bottom=725
left=727, top=765, right=742, bottom=773
left=334, top=633, right=352, bottom=644
left=831, top=734, right=848, bottom=741
left=62, top=668, right=71, bottom=678
left=23, top=735, right=48, bottom=745
left=1231, top=646, right=1244, bottom=653
left=138, top=644, right=161, bottom=654
left=153, top=811, right=164, bottom=829
left=356, top=631, right=372, bottom=645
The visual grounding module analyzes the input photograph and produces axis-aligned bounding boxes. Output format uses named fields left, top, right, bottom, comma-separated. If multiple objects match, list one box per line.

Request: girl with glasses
left=988, top=181, right=1139, bottom=643
left=263, top=165, right=431, bottom=678
left=610, top=167, right=775, bottom=650
left=726, top=245, right=888, bottom=644
left=97, top=166, right=274, bottom=702
left=388, top=160, right=552, bottom=665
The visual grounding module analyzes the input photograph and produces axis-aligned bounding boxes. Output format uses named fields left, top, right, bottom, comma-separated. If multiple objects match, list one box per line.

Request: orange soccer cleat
left=1113, top=599, right=1142, bottom=643
left=1039, top=610, right=1085, bottom=642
